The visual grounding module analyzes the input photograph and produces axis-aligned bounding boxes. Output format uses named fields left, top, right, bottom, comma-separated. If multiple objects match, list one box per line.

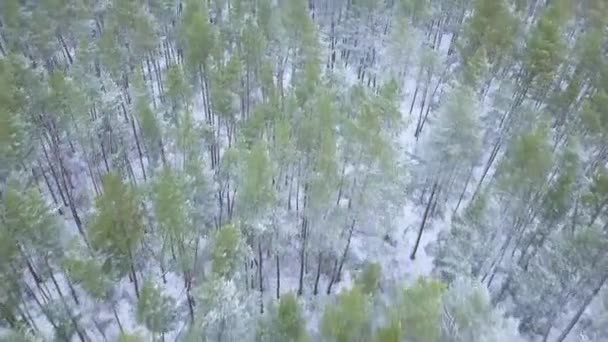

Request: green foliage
left=541, top=143, right=579, bottom=222
left=583, top=166, right=608, bottom=223
left=321, top=286, right=371, bottom=342
left=441, top=277, right=519, bottom=341
left=462, top=47, right=489, bottom=88
left=239, top=141, right=276, bottom=217
left=397, top=0, right=430, bottom=24
left=90, top=173, right=144, bottom=276
left=63, top=256, right=112, bottom=299
left=0, top=58, right=30, bottom=177
left=137, top=279, right=177, bottom=334
left=211, top=225, right=244, bottom=278
left=461, top=0, right=518, bottom=67
left=152, top=167, right=192, bottom=264
left=2, top=180, right=61, bottom=274
left=524, top=4, right=566, bottom=93
left=116, top=332, right=144, bottom=342
left=182, top=0, right=215, bottom=72
left=434, top=192, right=491, bottom=281
left=165, top=64, right=190, bottom=112
left=260, top=293, right=309, bottom=342
left=136, top=93, right=162, bottom=163
left=498, top=125, right=553, bottom=199
left=581, top=90, right=608, bottom=139
left=356, top=262, right=382, bottom=295
left=0, top=330, right=41, bottom=342
left=374, top=318, right=403, bottom=342
left=275, top=294, right=308, bottom=342
left=426, top=85, right=481, bottom=179
left=397, top=277, right=446, bottom=342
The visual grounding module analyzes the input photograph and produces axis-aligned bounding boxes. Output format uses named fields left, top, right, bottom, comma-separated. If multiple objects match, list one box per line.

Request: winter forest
left=2, top=0, right=608, bottom=340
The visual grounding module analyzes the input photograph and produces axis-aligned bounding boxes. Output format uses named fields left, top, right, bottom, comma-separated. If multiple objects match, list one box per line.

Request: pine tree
left=258, top=293, right=309, bottom=342
left=89, top=172, right=145, bottom=298
left=136, top=280, right=176, bottom=339
left=441, top=277, right=520, bottom=341
left=321, top=286, right=372, bottom=342
left=396, top=277, right=446, bottom=342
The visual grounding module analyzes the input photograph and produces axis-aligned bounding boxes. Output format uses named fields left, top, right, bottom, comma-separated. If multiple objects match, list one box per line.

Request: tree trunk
left=409, top=82, right=420, bottom=115
left=553, top=273, right=608, bottom=342
left=333, top=219, right=356, bottom=289
left=258, top=241, right=264, bottom=314
left=297, top=216, right=308, bottom=296
left=41, top=143, right=68, bottom=207
left=113, top=305, right=124, bottom=333
left=471, top=139, right=501, bottom=202
left=128, top=250, right=140, bottom=299
left=38, top=159, right=62, bottom=214
left=127, top=107, right=147, bottom=181
left=414, top=73, right=431, bottom=138
left=313, top=252, right=323, bottom=295
left=326, top=259, right=339, bottom=295
left=453, top=166, right=474, bottom=215
left=411, top=180, right=438, bottom=260
left=276, top=254, right=280, bottom=299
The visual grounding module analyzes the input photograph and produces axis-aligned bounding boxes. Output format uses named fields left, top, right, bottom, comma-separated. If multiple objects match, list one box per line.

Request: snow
left=16, top=6, right=538, bottom=341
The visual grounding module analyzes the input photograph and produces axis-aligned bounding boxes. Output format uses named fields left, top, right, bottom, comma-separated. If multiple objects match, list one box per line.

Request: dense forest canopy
left=1, top=0, right=608, bottom=341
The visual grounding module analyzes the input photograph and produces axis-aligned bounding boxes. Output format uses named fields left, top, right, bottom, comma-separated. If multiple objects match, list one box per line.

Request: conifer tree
left=89, top=173, right=145, bottom=298
left=136, top=280, right=177, bottom=340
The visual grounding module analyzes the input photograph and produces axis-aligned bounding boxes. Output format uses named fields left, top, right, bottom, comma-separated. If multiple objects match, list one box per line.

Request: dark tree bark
left=554, top=273, right=608, bottom=342
left=313, top=252, right=323, bottom=295
left=258, top=241, right=264, bottom=313
left=276, top=254, right=281, bottom=299
left=297, top=216, right=308, bottom=296
left=411, top=180, right=438, bottom=259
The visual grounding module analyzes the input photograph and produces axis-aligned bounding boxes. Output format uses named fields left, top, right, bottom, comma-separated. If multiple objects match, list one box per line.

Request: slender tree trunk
left=471, top=140, right=501, bottom=202
left=453, top=166, right=474, bottom=214
left=112, top=305, right=124, bottom=333
left=313, top=252, right=323, bottom=295
left=65, top=275, right=80, bottom=305
left=21, top=278, right=59, bottom=333
left=127, top=108, right=147, bottom=181
left=409, top=81, right=420, bottom=115
left=258, top=241, right=264, bottom=314
left=414, top=73, right=431, bottom=138
left=554, top=273, right=608, bottom=342
left=18, top=292, right=39, bottom=331
left=128, top=250, right=140, bottom=299
left=411, top=180, right=438, bottom=259
left=38, top=159, right=62, bottom=213
left=297, top=216, right=308, bottom=296
left=276, top=254, right=280, bottom=299
left=326, top=259, right=339, bottom=294
left=41, top=142, right=68, bottom=207
left=57, top=33, right=73, bottom=65
left=334, top=219, right=356, bottom=286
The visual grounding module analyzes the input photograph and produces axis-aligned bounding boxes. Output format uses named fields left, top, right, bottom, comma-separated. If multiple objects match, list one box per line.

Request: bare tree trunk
left=258, top=241, right=264, bottom=314
left=126, top=106, right=147, bottom=181
left=128, top=250, right=140, bottom=299
left=332, top=219, right=356, bottom=290
left=297, top=216, right=308, bottom=296
left=276, top=254, right=280, bottom=299
left=414, top=73, right=431, bottom=138
left=409, top=82, right=420, bottom=115
left=453, top=166, right=474, bottom=215
left=554, top=273, right=608, bottom=342
left=326, top=259, right=339, bottom=295
left=313, top=252, right=323, bottom=295
left=471, top=140, right=501, bottom=202
left=113, top=305, right=124, bottom=333
left=411, top=180, right=439, bottom=259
